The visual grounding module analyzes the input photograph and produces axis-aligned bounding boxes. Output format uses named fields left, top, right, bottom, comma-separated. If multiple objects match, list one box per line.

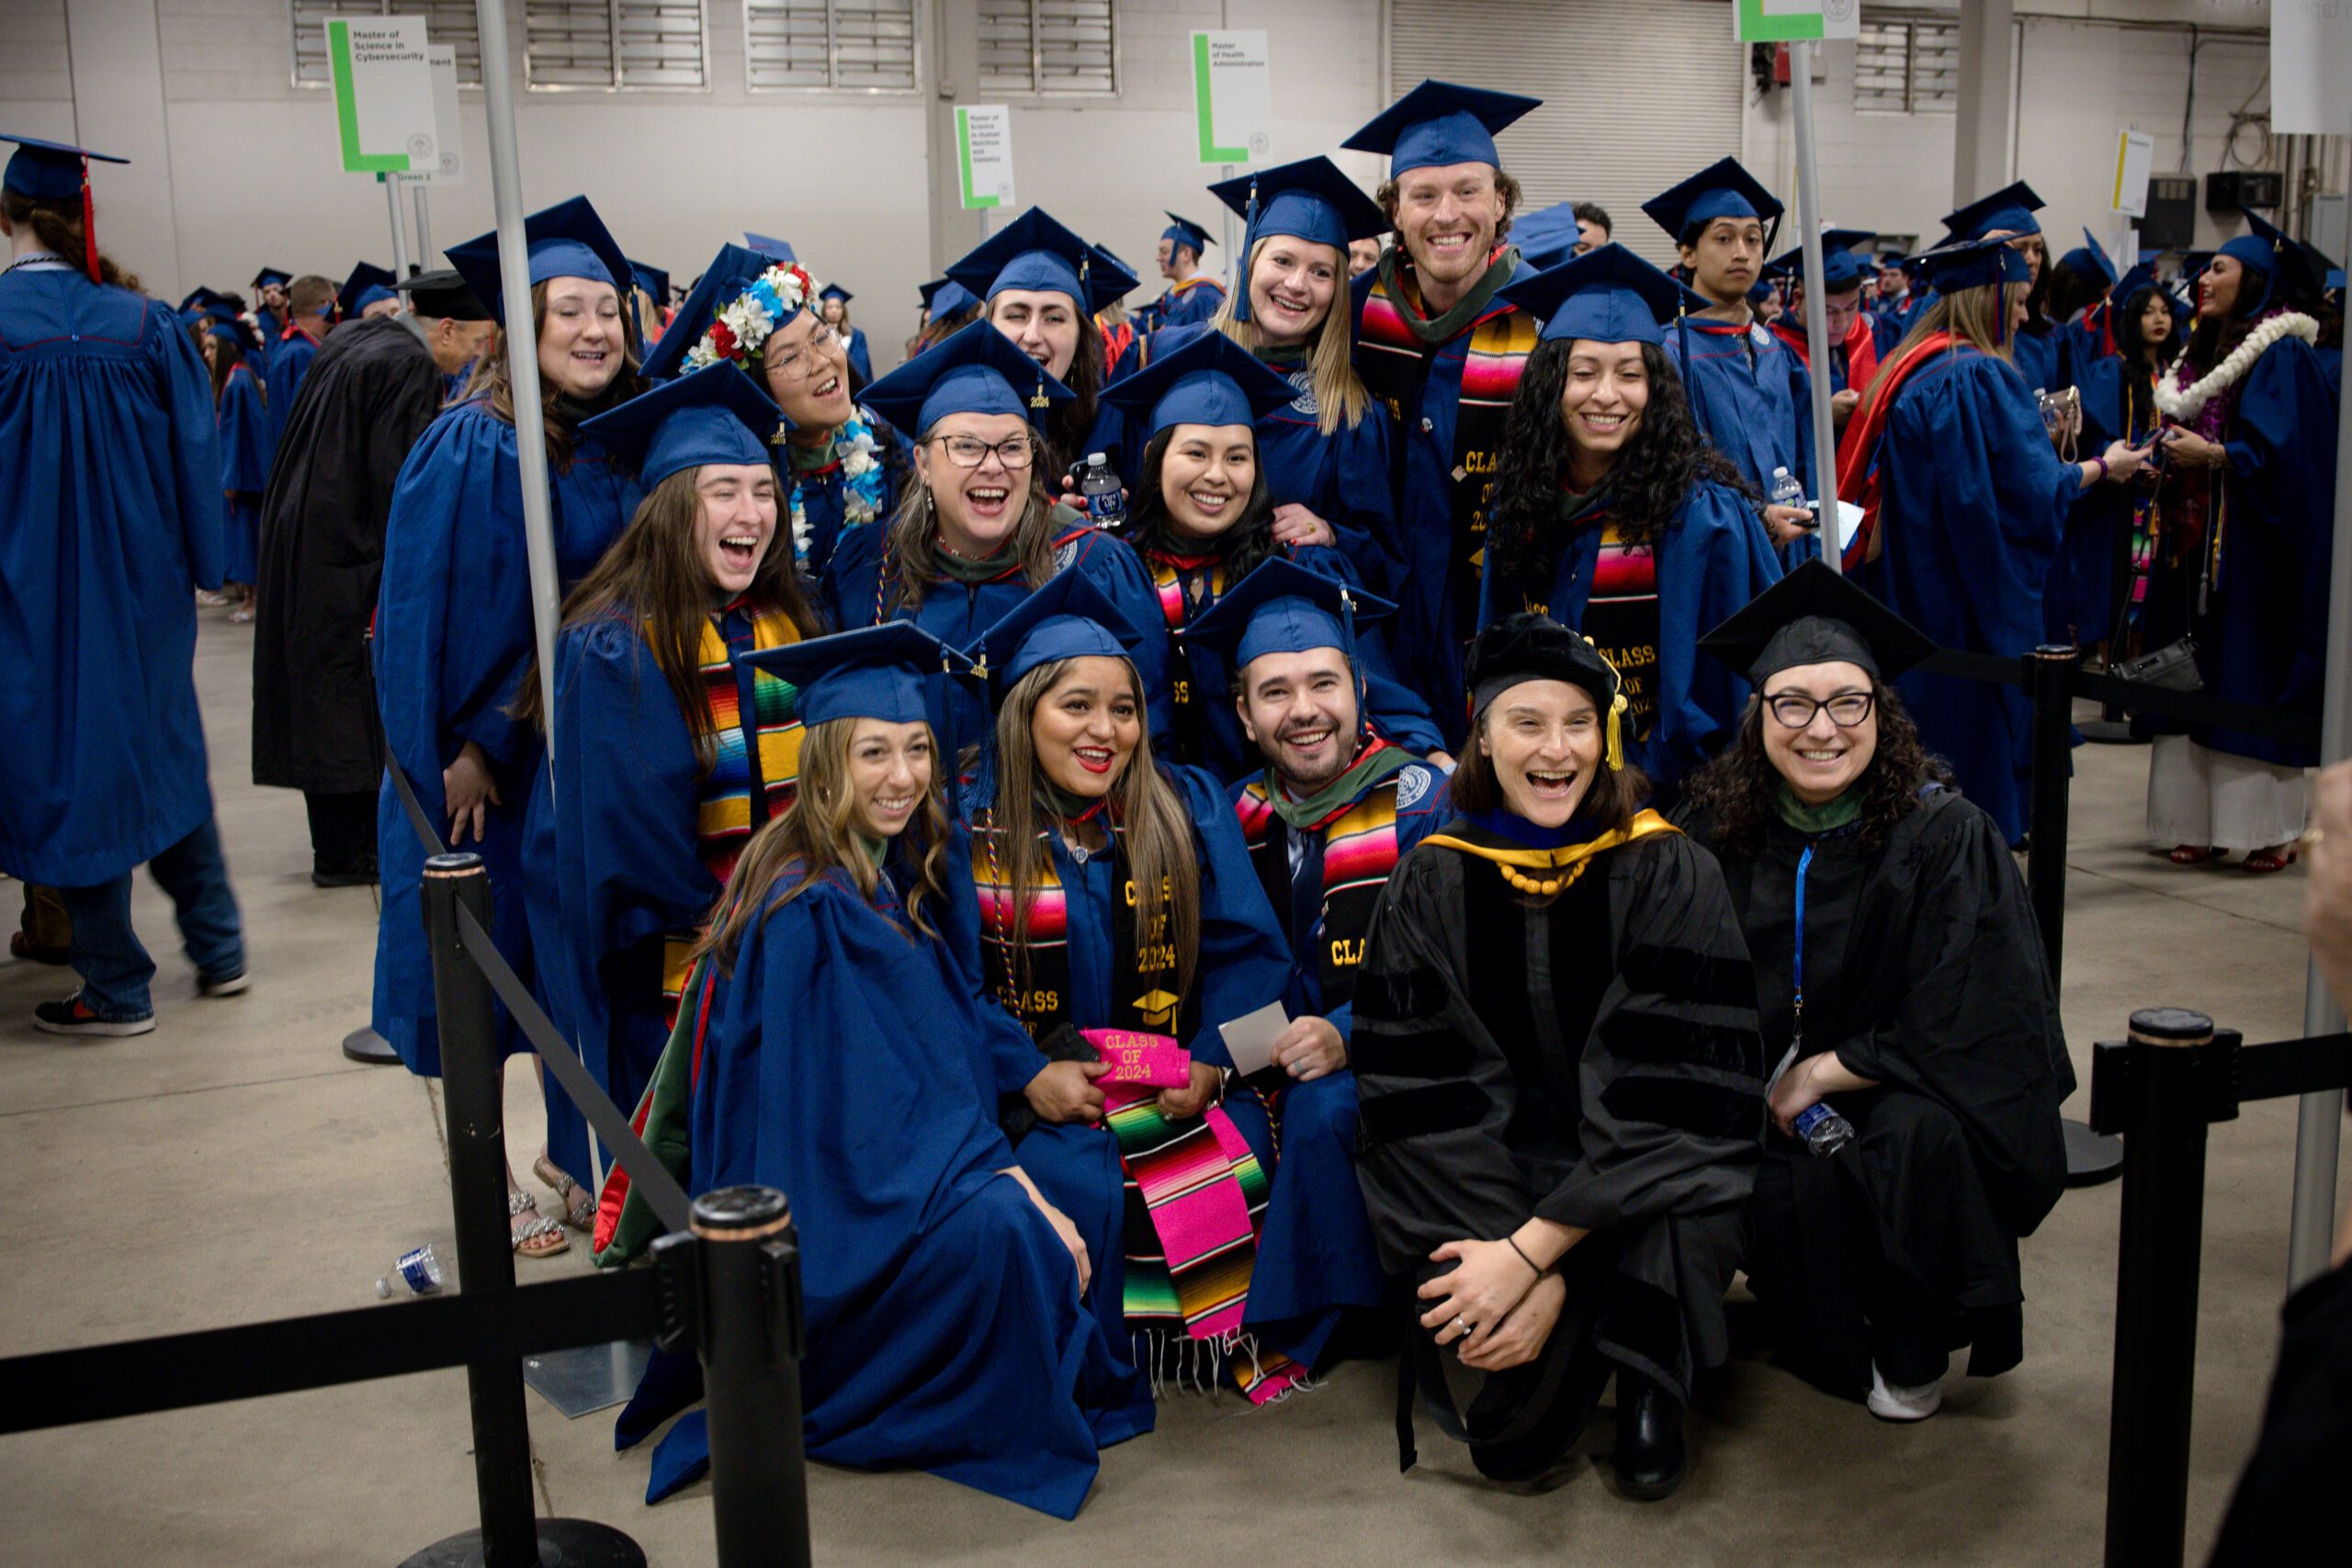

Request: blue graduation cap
left=1098, top=326, right=1297, bottom=439
left=578, top=362, right=786, bottom=490
left=963, top=567, right=1148, bottom=711
left=1161, top=212, right=1215, bottom=254
left=641, top=242, right=803, bottom=381
left=179, top=287, right=223, bottom=315
left=338, top=262, right=397, bottom=320
left=1181, top=558, right=1398, bottom=724
left=1916, top=237, right=2031, bottom=295
left=1207, top=157, right=1387, bottom=323
left=2062, top=227, right=2117, bottom=287
left=820, top=283, right=853, bottom=304
left=1940, top=180, right=2043, bottom=242
left=628, top=259, right=671, bottom=304
left=1341, top=79, right=1541, bottom=178
left=1497, top=244, right=1711, bottom=348
left=2219, top=208, right=2326, bottom=310
left=744, top=231, right=797, bottom=263
left=446, top=195, right=631, bottom=325
left=0, top=133, right=125, bottom=202
left=944, top=208, right=1134, bottom=313
left=2109, top=262, right=2188, bottom=337
left=2330, top=268, right=2346, bottom=297
left=930, top=277, right=978, bottom=319
left=745, top=623, right=966, bottom=729
left=251, top=266, right=292, bottom=292
left=1764, top=228, right=1876, bottom=293
left=1509, top=201, right=1589, bottom=273
left=859, top=319, right=1073, bottom=437
left=1645, top=158, right=1784, bottom=245
left=207, top=317, right=261, bottom=354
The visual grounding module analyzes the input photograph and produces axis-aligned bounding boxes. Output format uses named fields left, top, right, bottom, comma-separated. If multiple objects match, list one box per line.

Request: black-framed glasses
left=1766, top=691, right=1875, bottom=729
left=929, top=434, right=1037, bottom=468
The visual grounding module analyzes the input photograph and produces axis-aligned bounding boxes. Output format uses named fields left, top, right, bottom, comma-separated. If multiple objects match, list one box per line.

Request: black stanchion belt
left=2236, top=1032, right=2352, bottom=1104
left=1907, top=649, right=2320, bottom=750
left=0, top=1269, right=661, bottom=1437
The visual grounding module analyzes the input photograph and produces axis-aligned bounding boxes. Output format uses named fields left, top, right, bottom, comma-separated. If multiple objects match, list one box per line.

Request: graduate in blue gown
left=1933, top=183, right=2064, bottom=395
left=1144, top=212, right=1227, bottom=333
left=1098, top=328, right=1442, bottom=779
left=817, top=284, right=872, bottom=385
left=207, top=318, right=271, bottom=604
left=516, top=366, right=822, bottom=1197
left=616, top=623, right=1139, bottom=1517
left=250, top=266, right=290, bottom=345
left=373, top=195, right=647, bottom=1136
left=944, top=208, right=1140, bottom=487
left=1643, top=159, right=1819, bottom=564
left=956, top=573, right=1307, bottom=1403
left=1835, top=240, right=2153, bottom=844
left=1479, top=246, right=1783, bottom=796
left=266, top=274, right=333, bottom=444
left=339, top=261, right=397, bottom=323
left=2, top=133, right=246, bottom=1034
left=821, top=321, right=1172, bottom=780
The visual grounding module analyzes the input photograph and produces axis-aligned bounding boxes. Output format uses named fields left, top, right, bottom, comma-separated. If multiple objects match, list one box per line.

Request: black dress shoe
left=1612, top=1371, right=1688, bottom=1501
left=311, top=864, right=379, bottom=888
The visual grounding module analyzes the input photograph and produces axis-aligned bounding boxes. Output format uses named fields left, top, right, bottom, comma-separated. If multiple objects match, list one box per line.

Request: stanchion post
left=420, top=852, right=540, bottom=1565
left=2102, top=1007, right=2218, bottom=1568
left=685, top=1187, right=811, bottom=1568
left=2026, top=644, right=2079, bottom=984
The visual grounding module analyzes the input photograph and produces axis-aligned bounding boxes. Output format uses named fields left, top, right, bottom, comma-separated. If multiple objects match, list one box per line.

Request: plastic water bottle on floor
left=376, top=1243, right=444, bottom=1299
left=1792, top=1101, right=1855, bottom=1157
left=1769, top=465, right=1806, bottom=513
left=1080, top=451, right=1125, bottom=529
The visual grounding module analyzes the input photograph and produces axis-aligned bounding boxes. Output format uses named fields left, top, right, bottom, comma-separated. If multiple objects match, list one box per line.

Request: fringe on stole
left=1129, top=1327, right=1319, bottom=1405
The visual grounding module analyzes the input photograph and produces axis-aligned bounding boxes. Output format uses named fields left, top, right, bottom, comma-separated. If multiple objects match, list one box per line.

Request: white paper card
left=1833, top=500, right=1864, bottom=552
left=1218, top=1001, right=1290, bottom=1077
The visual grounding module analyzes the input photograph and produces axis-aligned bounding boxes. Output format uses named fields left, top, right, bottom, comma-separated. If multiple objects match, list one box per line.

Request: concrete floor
left=2, top=612, right=2346, bottom=1567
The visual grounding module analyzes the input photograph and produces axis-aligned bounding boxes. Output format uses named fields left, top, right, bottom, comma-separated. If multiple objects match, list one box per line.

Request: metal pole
left=689, top=1187, right=811, bottom=1568
left=2026, top=645, right=2080, bottom=983
left=383, top=173, right=412, bottom=286
left=473, top=0, right=562, bottom=748
left=412, top=178, right=434, bottom=271
left=2102, top=1007, right=2217, bottom=1568
left=1788, top=38, right=1841, bottom=574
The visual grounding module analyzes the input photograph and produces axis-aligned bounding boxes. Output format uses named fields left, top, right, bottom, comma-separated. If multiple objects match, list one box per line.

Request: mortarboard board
left=1160, top=212, right=1215, bottom=254
left=338, top=262, right=398, bottom=320
left=2329, top=268, right=2346, bottom=297
left=744, top=232, right=797, bottom=263
left=2, top=133, right=127, bottom=283
left=1464, top=614, right=1632, bottom=772
left=1940, top=180, right=2043, bottom=243
left=1508, top=201, right=1590, bottom=273
left=945, top=208, right=1134, bottom=314
left=1764, top=228, right=1876, bottom=293
left=1496, top=244, right=1711, bottom=348
left=859, top=319, right=1073, bottom=437
left=640, top=242, right=810, bottom=381
left=1182, top=557, right=1397, bottom=705
left=628, top=259, right=671, bottom=304
left=930, top=278, right=978, bottom=319
left=1208, top=157, right=1389, bottom=323
left=2217, top=209, right=2324, bottom=310
left=1097, top=327, right=1297, bottom=439
left=1916, top=237, right=2030, bottom=295
left=578, top=361, right=786, bottom=490
left=820, top=283, right=853, bottom=304
left=446, top=196, right=631, bottom=325
left=251, top=267, right=292, bottom=292
left=963, top=568, right=1148, bottom=711
left=393, top=267, right=492, bottom=321
left=1645, top=158, right=1784, bottom=246
left=1696, top=558, right=1937, bottom=687
left=1341, top=79, right=1541, bottom=178
left=2064, top=227, right=2118, bottom=287
left=745, top=623, right=966, bottom=730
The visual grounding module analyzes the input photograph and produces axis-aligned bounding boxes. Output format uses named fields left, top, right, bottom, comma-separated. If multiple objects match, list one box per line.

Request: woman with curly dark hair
left=1679, top=563, right=2073, bottom=1426
left=1481, top=246, right=1781, bottom=795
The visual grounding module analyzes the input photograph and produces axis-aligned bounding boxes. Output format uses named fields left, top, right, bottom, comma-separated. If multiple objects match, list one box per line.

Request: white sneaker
left=1867, top=1362, right=1943, bottom=1422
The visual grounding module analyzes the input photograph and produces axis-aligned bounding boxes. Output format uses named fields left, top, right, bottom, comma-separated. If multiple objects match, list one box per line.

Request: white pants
left=2145, top=734, right=2308, bottom=852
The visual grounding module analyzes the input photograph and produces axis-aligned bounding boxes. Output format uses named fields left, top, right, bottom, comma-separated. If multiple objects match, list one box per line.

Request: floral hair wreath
left=681, top=261, right=821, bottom=373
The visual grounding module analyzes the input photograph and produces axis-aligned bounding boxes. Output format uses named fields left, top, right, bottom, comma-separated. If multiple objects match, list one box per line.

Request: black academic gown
left=251, top=313, right=447, bottom=794
left=1688, top=788, right=2073, bottom=1398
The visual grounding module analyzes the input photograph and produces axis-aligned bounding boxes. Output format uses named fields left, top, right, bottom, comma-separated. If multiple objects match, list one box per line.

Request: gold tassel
left=1605, top=692, right=1627, bottom=773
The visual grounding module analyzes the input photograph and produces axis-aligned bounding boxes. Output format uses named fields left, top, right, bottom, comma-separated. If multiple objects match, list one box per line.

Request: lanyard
left=1792, top=840, right=1815, bottom=1052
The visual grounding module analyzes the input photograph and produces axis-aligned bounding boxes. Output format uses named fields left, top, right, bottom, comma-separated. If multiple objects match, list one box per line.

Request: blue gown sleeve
left=2224, top=338, right=2337, bottom=709
left=1168, top=763, right=1291, bottom=1067
left=1657, top=483, right=1782, bottom=782
left=1286, top=543, right=1443, bottom=757
left=156, top=303, right=227, bottom=591
left=1329, top=404, right=1404, bottom=597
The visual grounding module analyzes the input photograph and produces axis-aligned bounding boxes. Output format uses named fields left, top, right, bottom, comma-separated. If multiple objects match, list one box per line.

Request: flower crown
left=682, top=261, right=820, bottom=372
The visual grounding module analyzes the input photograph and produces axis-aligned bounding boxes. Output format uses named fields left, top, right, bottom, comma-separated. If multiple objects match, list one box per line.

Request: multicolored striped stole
left=1233, top=756, right=1408, bottom=1018
left=1585, top=520, right=1661, bottom=742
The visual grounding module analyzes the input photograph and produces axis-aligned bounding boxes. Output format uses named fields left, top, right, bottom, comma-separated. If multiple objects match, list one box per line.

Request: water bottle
left=376, top=1243, right=445, bottom=1299
left=1792, top=1100, right=1855, bottom=1157
left=1079, top=451, right=1125, bottom=529
left=1768, top=465, right=1806, bottom=512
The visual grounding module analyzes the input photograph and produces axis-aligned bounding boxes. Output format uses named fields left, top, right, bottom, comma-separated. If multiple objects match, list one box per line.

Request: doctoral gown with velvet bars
left=217, top=359, right=271, bottom=586
left=820, top=513, right=1175, bottom=784
left=1477, top=479, right=1781, bottom=795
left=1864, top=350, right=2076, bottom=844
left=373, top=401, right=644, bottom=1074
left=0, top=268, right=225, bottom=887
left=1686, top=790, right=2073, bottom=1399
left=622, top=865, right=1133, bottom=1518
left=1662, top=317, right=1817, bottom=566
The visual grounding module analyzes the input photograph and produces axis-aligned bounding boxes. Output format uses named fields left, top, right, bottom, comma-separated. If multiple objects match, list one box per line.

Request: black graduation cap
left=1695, top=559, right=1938, bottom=686
left=1464, top=613, right=1632, bottom=772
left=394, top=268, right=492, bottom=321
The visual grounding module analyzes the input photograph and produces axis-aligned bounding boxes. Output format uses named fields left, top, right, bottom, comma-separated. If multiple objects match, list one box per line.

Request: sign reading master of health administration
left=1193, top=31, right=1272, bottom=165
left=328, top=16, right=436, bottom=175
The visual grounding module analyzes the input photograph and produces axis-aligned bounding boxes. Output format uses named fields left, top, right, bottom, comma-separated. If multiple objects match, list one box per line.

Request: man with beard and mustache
left=1190, top=558, right=1444, bottom=1370
left=1343, top=79, right=1542, bottom=743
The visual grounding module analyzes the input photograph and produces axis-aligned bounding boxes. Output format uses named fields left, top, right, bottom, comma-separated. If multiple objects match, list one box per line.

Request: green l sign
left=1735, top=0, right=1860, bottom=44
left=328, top=16, right=436, bottom=175
left=1193, top=31, right=1271, bottom=166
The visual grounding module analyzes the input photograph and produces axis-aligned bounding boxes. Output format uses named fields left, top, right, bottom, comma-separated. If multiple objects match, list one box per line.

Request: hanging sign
left=1734, top=0, right=1861, bottom=42
left=327, top=16, right=436, bottom=175
left=956, top=105, right=1015, bottom=210
left=1193, top=30, right=1272, bottom=165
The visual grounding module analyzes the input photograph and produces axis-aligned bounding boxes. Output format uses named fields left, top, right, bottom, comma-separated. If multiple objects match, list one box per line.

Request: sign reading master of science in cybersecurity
left=327, top=16, right=437, bottom=176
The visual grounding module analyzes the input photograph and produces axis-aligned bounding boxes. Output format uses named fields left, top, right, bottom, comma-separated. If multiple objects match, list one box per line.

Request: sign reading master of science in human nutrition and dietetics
left=327, top=15, right=438, bottom=176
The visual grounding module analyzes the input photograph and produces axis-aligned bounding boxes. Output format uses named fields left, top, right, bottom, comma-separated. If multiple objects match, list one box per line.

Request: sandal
left=533, top=1155, right=596, bottom=1231
left=509, top=1189, right=570, bottom=1258
left=2244, top=847, right=2300, bottom=874
left=2167, top=845, right=2226, bottom=864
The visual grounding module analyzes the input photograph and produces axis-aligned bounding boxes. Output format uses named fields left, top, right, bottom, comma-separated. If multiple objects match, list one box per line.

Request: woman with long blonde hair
left=610, top=623, right=1138, bottom=1519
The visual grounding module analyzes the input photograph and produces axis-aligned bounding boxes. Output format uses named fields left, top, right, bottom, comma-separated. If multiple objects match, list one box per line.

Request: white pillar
left=62, top=0, right=183, bottom=294
left=1951, top=0, right=2017, bottom=209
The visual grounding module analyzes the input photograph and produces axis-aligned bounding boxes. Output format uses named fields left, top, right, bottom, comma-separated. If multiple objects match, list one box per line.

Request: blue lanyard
left=1792, top=840, right=1815, bottom=1050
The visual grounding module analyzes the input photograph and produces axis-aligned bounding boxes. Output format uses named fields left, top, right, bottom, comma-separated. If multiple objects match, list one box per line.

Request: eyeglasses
left=1766, top=691, right=1875, bottom=729
left=766, top=321, right=842, bottom=382
left=929, top=434, right=1037, bottom=468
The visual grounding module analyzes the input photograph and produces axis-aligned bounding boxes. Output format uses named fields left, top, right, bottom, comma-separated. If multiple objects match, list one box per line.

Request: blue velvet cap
left=641, top=242, right=805, bottom=381
left=1940, top=181, right=2043, bottom=243
left=1498, top=244, right=1711, bottom=348
left=965, top=568, right=1148, bottom=710
left=446, top=196, right=629, bottom=325
left=1917, top=237, right=2031, bottom=294
left=1182, top=557, right=1396, bottom=671
left=1645, top=158, right=1783, bottom=243
left=1098, top=326, right=1297, bottom=437
left=744, top=231, right=796, bottom=263
left=0, top=133, right=125, bottom=200
left=338, top=262, right=397, bottom=320
left=745, top=622, right=964, bottom=729
left=1510, top=202, right=1589, bottom=273
left=628, top=259, right=670, bottom=304
left=1208, top=158, right=1387, bottom=324
left=820, top=283, right=852, bottom=304
left=250, top=267, right=291, bottom=291
left=1161, top=212, right=1215, bottom=253
left=859, top=319, right=1073, bottom=437
left=1764, top=229, right=1875, bottom=292
left=945, top=208, right=1136, bottom=313
left=578, top=362, right=786, bottom=490
left=1341, top=79, right=1540, bottom=177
